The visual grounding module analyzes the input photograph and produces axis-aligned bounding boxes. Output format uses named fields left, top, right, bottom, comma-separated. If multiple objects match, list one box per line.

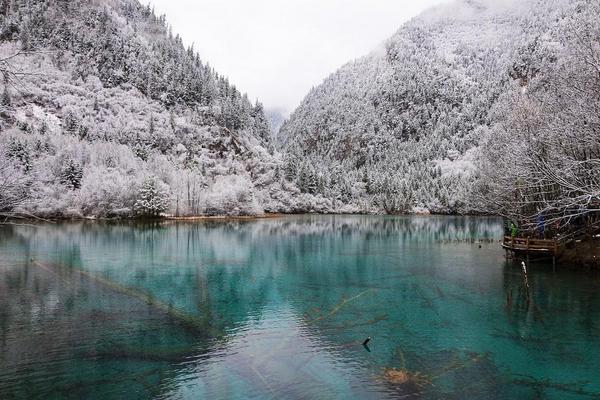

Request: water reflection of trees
left=7, top=216, right=600, bottom=399
left=0, top=216, right=501, bottom=397
left=0, top=223, right=276, bottom=399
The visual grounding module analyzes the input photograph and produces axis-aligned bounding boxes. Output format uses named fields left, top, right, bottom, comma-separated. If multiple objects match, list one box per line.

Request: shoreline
left=2, top=212, right=496, bottom=225
left=164, top=213, right=288, bottom=221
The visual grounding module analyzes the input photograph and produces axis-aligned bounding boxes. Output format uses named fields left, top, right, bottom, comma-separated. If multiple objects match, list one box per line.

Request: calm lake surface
left=1, top=216, right=600, bottom=399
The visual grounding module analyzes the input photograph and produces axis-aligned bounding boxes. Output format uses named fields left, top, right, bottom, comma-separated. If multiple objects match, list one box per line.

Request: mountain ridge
left=278, top=0, right=576, bottom=214
left=1, top=0, right=596, bottom=220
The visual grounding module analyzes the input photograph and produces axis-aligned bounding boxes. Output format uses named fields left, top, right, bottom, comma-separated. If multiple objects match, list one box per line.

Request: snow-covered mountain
left=278, top=0, right=576, bottom=214
left=1, top=0, right=596, bottom=219
left=0, top=0, right=314, bottom=217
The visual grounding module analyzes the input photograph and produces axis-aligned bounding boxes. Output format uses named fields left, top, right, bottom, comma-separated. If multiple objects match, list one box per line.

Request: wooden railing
left=502, top=236, right=559, bottom=254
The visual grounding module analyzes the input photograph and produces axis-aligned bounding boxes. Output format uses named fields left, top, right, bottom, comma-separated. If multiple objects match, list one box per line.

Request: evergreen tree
left=274, top=165, right=281, bottom=181
left=363, top=168, right=375, bottom=195
left=134, top=177, right=170, bottom=217
left=317, top=174, right=326, bottom=195
left=77, top=124, right=89, bottom=140
left=252, top=101, right=271, bottom=144
left=60, top=159, right=83, bottom=189
left=340, top=181, right=352, bottom=203
left=38, top=121, right=48, bottom=135
left=148, top=114, right=155, bottom=136
left=7, top=138, right=30, bottom=172
left=1, top=70, right=10, bottom=107
left=284, top=156, right=297, bottom=182
left=63, top=112, right=78, bottom=135
left=298, top=164, right=308, bottom=192
left=1, top=85, right=10, bottom=107
left=169, top=111, right=176, bottom=132
left=306, top=167, right=317, bottom=195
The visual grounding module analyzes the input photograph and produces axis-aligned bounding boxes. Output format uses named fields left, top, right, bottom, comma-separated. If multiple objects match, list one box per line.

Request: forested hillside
left=0, top=0, right=327, bottom=218
left=1, top=0, right=598, bottom=220
left=279, top=0, right=595, bottom=216
left=476, top=0, right=600, bottom=230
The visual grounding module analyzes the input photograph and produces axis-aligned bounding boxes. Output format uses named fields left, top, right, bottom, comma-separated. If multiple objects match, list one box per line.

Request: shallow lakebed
left=1, top=216, right=599, bottom=399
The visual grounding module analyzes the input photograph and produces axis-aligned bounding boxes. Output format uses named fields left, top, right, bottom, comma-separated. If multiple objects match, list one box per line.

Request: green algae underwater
left=1, top=215, right=600, bottom=399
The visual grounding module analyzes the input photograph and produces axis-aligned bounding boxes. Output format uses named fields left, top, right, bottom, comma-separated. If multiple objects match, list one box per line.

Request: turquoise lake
left=1, top=216, right=599, bottom=399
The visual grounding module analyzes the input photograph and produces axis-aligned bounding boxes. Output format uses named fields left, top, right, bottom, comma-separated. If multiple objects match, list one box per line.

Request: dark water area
left=0, top=216, right=599, bottom=399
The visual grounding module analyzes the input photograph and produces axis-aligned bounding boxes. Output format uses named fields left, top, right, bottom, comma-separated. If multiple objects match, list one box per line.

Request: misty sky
left=150, top=0, right=448, bottom=114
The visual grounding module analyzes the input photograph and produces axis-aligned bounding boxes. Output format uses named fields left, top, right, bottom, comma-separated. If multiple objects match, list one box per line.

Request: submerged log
left=30, top=260, right=220, bottom=337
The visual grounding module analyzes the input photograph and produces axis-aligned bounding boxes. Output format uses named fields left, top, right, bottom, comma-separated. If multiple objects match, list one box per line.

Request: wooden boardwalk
left=502, top=236, right=563, bottom=266
left=502, top=236, right=560, bottom=255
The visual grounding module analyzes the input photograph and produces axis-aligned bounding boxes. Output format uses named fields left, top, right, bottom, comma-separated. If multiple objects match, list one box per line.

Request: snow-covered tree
left=134, top=177, right=171, bottom=217
left=0, top=152, right=29, bottom=218
left=1, top=0, right=593, bottom=219
left=0, top=0, right=305, bottom=218
left=278, top=0, right=578, bottom=214
left=475, top=0, right=600, bottom=231
left=60, top=159, right=83, bottom=190
left=1, top=84, right=10, bottom=106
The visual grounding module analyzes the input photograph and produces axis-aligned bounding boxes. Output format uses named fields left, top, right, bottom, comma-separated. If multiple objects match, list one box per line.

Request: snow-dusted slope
left=0, top=0, right=311, bottom=217
left=279, top=0, right=573, bottom=214
left=1, top=0, right=592, bottom=218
